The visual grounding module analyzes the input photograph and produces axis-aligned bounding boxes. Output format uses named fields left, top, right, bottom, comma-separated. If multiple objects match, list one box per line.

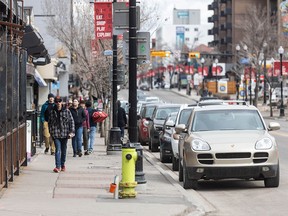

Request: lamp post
left=249, top=65, right=252, bottom=105
left=243, top=45, right=248, bottom=101
left=201, top=57, right=205, bottom=90
left=263, top=42, right=268, bottom=104
left=279, top=46, right=285, bottom=117
left=270, top=57, right=275, bottom=117
left=235, top=44, right=241, bottom=100
left=215, top=58, right=219, bottom=93
left=187, top=58, right=191, bottom=95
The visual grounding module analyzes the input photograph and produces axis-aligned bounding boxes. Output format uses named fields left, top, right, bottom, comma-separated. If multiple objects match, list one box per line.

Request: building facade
left=208, top=0, right=279, bottom=63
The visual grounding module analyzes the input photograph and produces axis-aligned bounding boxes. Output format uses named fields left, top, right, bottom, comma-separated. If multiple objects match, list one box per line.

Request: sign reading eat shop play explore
left=94, top=2, right=112, bottom=39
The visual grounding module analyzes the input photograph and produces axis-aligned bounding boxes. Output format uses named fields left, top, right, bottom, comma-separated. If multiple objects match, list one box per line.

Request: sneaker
left=84, top=151, right=89, bottom=156
left=44, top=147, right=49, bottom=154
left=78, top=151, right=83, bottom=157
left=61, top=166, right=66, bottom=172
left=53, top=167, right=60, bottom=173
left=51, top=152, right=55, bottom=156
left=73, top=153, right=77, bottom=157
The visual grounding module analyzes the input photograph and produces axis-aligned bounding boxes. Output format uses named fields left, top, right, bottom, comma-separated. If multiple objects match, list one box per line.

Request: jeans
left=54, top=138, right=68, bottom=168
left=83, top=127, right=88, bottom=151
left=120, top=126, right=125, bottom=138
left=72, top=126, right=83, bottom=154
left=88, top=126, right=97, bottom=152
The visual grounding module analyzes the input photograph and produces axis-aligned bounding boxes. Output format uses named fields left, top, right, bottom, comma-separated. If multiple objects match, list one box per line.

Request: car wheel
left=160, top=146, right=169, bottom=163
left=172, top=156, right=179, bottom=171
left=264, top=164, right=280, bottom=188
left=151, top=140, right=159, bottom=152
left=179, top=158, right=183, bottom=182
left=183, top=160, right=198, bottom=189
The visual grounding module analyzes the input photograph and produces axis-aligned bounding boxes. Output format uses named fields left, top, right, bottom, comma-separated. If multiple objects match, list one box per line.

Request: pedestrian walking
left=40, top=93, right=56, bottom=155
left=69, top=98, right=86, bottom=157
left=117, top=100, right=127, bottom=138
left=48, top=96, right=75, bottom=173
left=85, top=101, right=98, bottom=154
left=80, top=100, right=90, bottom=155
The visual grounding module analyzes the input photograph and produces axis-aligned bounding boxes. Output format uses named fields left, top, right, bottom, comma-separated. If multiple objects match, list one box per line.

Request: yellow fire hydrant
left=119, top=146, right=138, bottom=198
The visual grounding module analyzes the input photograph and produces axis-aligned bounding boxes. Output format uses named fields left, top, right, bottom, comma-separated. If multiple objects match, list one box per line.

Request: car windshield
left=191, top=109, right=265, bottom=132
left=155, top=107, right=180, bottom=120
left=144, top=106, right=155, bottom=118
left=179, top=109, right=193, bottom=125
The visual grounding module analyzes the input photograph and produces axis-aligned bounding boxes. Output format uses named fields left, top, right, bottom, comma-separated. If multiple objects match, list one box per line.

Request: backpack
left=92, top=110, right=108, bottom=123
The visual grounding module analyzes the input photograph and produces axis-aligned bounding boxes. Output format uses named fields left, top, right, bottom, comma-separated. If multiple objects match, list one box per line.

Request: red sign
left=273, top=61, right=288, bottom=76
left=198, top=66, right=208, bottom=76
left=94, top=3, right=113, bottom=39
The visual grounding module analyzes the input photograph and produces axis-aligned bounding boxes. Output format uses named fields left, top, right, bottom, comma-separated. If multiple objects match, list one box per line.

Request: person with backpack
left=85, top=101, right=98, bottom=154
left=69, top=98, right=86, bottom=157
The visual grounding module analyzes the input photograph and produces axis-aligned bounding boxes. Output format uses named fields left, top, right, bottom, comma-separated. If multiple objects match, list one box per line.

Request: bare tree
left=236, top=4, right=278, bottom=107
left=43, top=0, right=112, bottom=102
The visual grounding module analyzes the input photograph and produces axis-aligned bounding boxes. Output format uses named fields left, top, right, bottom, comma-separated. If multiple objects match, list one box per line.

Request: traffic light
left=189, top=52, right=200, bottom=58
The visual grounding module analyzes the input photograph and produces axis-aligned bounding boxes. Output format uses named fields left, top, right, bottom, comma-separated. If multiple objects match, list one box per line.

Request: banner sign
left=273, top=60, right=288, bottom=76
left=94, top=3, right=113, bottom=39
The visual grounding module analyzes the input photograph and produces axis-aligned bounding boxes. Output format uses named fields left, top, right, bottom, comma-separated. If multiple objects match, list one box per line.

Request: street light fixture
left=215, top=58, right=219, bottom=93
left=201, top=57, right=205, bottom=90
left=278, top=46, right=285, bottom=117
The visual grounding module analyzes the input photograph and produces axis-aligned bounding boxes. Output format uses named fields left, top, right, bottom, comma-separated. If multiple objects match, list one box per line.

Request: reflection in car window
left=155, top=107, right=180, bottom=120
left=191, top=110, right=265, bottom=132
left=144, top=106, right=155, bottom=118
left=179, top=109, right=193, bottom=125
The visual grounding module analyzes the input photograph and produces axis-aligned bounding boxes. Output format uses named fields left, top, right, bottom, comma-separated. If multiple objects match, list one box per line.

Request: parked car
left=171, top=106, right=196, bottom=171
left=147, top=104, right=182, bottom=152
left=145, top=96, right=160, bottom=103
left=176, top=103, right=280, bottom=189
left=137, top=89, right=147, bottom=102
left=137, top=103, right=157, bottom=146
left=159, top=112, right=178, bottom=163
left=139, top=83, right=150, bottom=91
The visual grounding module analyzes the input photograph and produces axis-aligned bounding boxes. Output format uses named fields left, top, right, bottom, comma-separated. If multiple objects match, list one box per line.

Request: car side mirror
left=268, top=122, right=280, bottom=131
left=175, top=124, right=186, bottom=134
left=166, top=120, right=175, bottom=127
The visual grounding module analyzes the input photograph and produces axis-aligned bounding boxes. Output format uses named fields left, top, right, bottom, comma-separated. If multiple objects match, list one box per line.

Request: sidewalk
left=0, top=133, right=204, bottom=216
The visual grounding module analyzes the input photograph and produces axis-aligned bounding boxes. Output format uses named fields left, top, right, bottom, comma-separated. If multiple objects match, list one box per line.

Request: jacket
left=40, top=101, right=55, bottom=123
left=117, top=106, right=127, bottom=127
left=69, top=106, right=86, bottom=129
left=87, top=107, right=98, bottom=127
left=82, top=109, right=90, bottom=128
left=48, top=106, right=75, bottom=139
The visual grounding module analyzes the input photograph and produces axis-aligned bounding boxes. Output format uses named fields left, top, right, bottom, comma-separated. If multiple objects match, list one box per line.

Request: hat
left=48, top=93, right=54, bottom=99
left=54, top=96, right=62, bottom=103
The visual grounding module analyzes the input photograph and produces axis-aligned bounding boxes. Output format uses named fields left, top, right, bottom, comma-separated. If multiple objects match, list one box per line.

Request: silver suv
left=176, top=103, right=280, bottom=189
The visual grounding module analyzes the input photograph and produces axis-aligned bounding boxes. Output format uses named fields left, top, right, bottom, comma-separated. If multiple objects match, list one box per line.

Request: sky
left=153, top=0, right=214, bottom=46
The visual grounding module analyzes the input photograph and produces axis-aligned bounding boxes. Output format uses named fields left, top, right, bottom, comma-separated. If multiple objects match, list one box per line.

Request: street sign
left=189, top=52, right=200, bottom=58
left=122, top=31, right=150, bottom=65
left=113, top=2, right=140, bottom=35
left=150, top=50, right=171, bottom=57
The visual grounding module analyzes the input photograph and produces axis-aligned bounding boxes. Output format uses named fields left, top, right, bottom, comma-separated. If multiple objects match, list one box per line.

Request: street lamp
left=263, top=42, right=268, bottom=104
left=270, top=57, right=275, bottom=117
left=215, top=58, right=219, bottom=93
left=236, top=44, right=241, bottom=99
left=201, top=57, right=205, bottom=90
left=243, top=45, right=248, bottom=101
left=187, top=58, right=191, bottom=95
left=279, top=46, right=285, bottom=117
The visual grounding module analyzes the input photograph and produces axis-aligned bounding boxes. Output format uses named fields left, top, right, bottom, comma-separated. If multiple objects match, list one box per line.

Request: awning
left=26, top=64, right=47, bottom=87
left=22, top=25, right=51, bottom=65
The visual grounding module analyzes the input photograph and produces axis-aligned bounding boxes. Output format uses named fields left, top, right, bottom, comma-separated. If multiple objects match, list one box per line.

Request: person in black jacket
left=69, top=98, right=86, bottom=157
left=117, top=100, right=127, bottom=138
